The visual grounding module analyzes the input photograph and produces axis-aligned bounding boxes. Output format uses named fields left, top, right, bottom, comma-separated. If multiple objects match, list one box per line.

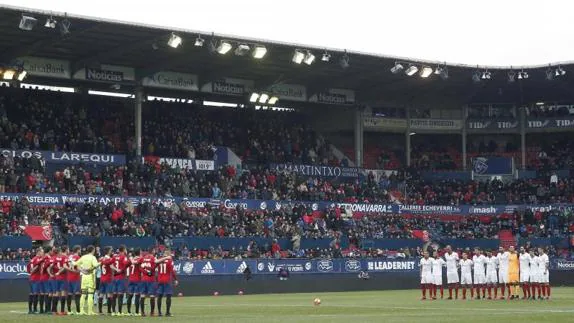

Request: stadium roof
left=1, top=5, right=574, bottom=107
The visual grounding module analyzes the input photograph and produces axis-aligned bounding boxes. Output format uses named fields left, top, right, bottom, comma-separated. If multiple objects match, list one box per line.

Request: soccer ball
left=177, top=292, right=183, bottom=297
left=238, top=290, right=244, bottom=295
left=313, top=298, right=321, bottom=306
left=213, top=291, right=219, bottom=296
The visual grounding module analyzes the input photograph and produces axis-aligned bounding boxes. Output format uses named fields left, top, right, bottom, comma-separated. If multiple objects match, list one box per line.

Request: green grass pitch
left=1, top=288, right=573, bottom=323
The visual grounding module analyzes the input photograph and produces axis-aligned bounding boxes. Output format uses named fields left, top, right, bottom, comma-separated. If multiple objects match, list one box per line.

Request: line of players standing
left=419, top=245, right=550, bottom=300
left=27, top=245, right=178, bottom=316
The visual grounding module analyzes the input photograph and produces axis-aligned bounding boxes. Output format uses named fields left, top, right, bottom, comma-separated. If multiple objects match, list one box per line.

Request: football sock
left=135, top=295, right=141, bottom=314
left=127, top=295, right=133, bottom=313
left=166, top=295, right=172, bottom=315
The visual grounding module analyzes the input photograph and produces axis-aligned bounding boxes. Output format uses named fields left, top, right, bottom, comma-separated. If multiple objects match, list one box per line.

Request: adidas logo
left=236, top=261, right=247, bottom=274
left=201, top=261, right=215, bottom=274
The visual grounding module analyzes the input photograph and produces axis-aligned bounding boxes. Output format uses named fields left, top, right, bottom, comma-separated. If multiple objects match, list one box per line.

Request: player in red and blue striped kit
left=156, top=249, right=178, bottom=317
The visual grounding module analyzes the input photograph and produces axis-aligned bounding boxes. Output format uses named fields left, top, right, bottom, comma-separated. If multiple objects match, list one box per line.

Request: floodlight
left=303, top=51, right=315, bottom=65
left=390, top=62, right=404, bottom=74
left=168, top=33, right=182, bottom=48
left=253, top=46, right=267, bottom=59
left=505, top=71, right=514, bottom=83
left=249, top=93, right=259, bottom=103
left=17, top=70, right=27, bottom=81
left=268, top=96, right=279, bottom=105
left=472, top=71, right=481, bottom=83
left=235, top=44, right=250, bottom=56
left=405, top=65, right=419, bottom=76
left=419, top=66, right=433, bottom=78
left=339, top=53, right=350, bottom=69
left=19, top=15, right=37, bottom=31
left=2, top=70, right=16, bottom=80
left=194, top=36, right=205, bottom=47
left=217, top=41, right=233, bottom=55
left=259, top=93, right=270, bottom=104
left=321, top=52, right=331, bottom=62
left=292, top=50, right=305, bottom=64
left=44, top=17, right=57, bottom=28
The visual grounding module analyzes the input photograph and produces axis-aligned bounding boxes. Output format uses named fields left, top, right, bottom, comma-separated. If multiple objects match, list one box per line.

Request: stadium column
left=354, top=108, right=364, bottom=167
left=520, top=106, right=526, bottom=169
left=135, top=86, right=143, bottom=159
left=405, top=107, right=411, bottom=167
left=462, top=105, right=468, bottom=171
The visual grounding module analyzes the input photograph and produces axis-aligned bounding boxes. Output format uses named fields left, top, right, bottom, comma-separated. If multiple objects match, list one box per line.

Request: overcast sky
left=3, top=0, right=573, bottom=67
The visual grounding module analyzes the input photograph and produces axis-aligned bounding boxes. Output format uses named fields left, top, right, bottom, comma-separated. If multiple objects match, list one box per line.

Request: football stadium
left=0, top=2, right=574, bottom=322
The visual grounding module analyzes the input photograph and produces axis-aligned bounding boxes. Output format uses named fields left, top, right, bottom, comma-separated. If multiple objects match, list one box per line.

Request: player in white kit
left=472, top=248, right=487, bottom=299
left=459, top=252, right=473, bottom=300
left=537, top=247, right=550, bottom=299
left=443, top=246, right=460, bottom=300
left=529, top=249, right=540, bottom=300
left=431, top=251, right=446, bottom=299
left=484, top=250, right=498, bottom=299
left=518, top=247, right=532, bottom=299
left=496, top=246, right=509, bottom=299
left=419, top=251, right=434, bottom=300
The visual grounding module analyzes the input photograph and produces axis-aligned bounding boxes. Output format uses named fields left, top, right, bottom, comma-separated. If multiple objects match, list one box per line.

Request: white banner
left=363, top=117, right=407, bottom=130
left=309, top=88, right=355, bottom=105
left=201, top=77, right=254, bottom=96
left=73, top=64, right=135, bottom=82
left=142, top=71, right=199, bottom=91
left=268, top=83, right=307, bottom=102
left=16, top=56, right=71, bottom=79
left=409, top=119, right=462, bottom=131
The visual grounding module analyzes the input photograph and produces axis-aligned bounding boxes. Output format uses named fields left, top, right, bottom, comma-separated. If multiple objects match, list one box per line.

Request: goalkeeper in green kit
left=73, top=245, right=100, bottom=315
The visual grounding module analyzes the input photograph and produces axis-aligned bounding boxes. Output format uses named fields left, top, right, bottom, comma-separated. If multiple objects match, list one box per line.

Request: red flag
left=24, top=225, right=52, bottom=241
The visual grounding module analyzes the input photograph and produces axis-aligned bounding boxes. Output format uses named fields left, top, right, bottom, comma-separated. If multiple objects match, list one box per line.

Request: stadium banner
left=1, top=257, right=572, bottom=279
left=201, top=77, right=254, bottom=96
left=15, top=56, right=71, bottom=79
left=472, top=157, right=513, bottom=175
left=142, top=71, right=199, bottom=91
left=309, top=88, right=355, bottom=105
left=0, top=148, right=125, bottom=166
left=142, top=156, right=215, bottom=171
left=268, top=83, right=307, bottom=102
left=362, top=117, right=407, bottom=131
left=467, top=119, right=520, bottom=131
left=270, top=163, right=361, bottom=178
left=0, top=192, right=569, bottom=215
left=74, top=64, right=135, bottom=82
left=409, top=119, right=462, bottom=131
left=527, top=118, right=574, bottom=129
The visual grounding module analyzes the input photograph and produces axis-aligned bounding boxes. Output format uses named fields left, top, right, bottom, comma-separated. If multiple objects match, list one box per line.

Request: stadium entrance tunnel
left=1, top=271, right=573, bottom=302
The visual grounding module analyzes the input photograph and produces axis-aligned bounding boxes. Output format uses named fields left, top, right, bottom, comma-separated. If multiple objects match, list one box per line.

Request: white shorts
left=485, top=271, right=498, bottom=284
left=498, top=270, right=508, bottom=284
left=473, top=274, right=486, bottom=284
left=446, top=271, right=459, bottom=284
left=520, top=271, right=530, bottom=283
left=421, top=273, right=434, bottom=284
left=529, top=273, right=539, bottom=283
left=539, top=271, right=549, bottom=284
left=461, top=273, right=472, bottom=285
left=433, top=274, right=443, bottom=286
